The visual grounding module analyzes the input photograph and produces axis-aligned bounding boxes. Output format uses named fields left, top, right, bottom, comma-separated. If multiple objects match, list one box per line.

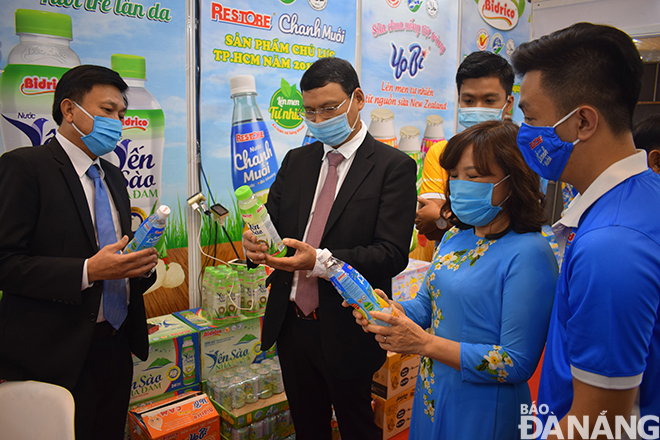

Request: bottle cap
left=235, top=185, right=254, bottom=201
left=317, top=249, right=332, bottom=266
left=370, top=109, right=394, bottom=122
left=111, top=54, right=146, bottom=80
left=16, top=9, right=72, bottom=39
left=398, top=126, right=421, bottom=153
left=423, top=114, right=445, bottom=140
left=230, top=75, right=257, bottom=96
left=156, top=205, right=171, bottom=220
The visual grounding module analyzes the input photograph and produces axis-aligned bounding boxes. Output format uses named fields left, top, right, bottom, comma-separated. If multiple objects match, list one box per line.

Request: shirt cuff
left=82, top=259, right=92, bottom=291
left=571, top=365, right=643, bottom=390
left=309, top=248, right=332, bottom=279
left=419, top=192, right=446, bottom=200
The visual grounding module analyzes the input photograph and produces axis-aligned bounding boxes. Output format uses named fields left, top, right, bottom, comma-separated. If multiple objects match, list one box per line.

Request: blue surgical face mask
left=305, top=93, right=359, bottom=147
left=449, top=175, right=510, bottom=227
left=458, top=103, right=506, bottom=128
left=71, top=101, right=123, bottom=157
left=516, top=108, right=580, bottom=181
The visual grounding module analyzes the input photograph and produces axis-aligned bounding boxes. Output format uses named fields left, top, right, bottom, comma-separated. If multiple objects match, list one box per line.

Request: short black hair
left=52, top=65, right=128, bottom=125
left=633, top=115, right=660, bottom=153
left=456, top=51, right=514, bottom=96
left=511, top=22, right=643, bottom=135
left=300, top=57, right=360, bottom=95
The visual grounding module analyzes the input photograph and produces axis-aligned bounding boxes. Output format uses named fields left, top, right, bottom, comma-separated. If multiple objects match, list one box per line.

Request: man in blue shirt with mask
left=513, top=23, right=660, bottom=439
left=416, top=51, right=515, bottom=241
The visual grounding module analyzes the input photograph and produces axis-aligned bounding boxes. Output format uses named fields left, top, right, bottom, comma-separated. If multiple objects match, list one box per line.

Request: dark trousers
left=71, top=322, right=134, bottom=440
left=277, top=303, right=380, bottom=440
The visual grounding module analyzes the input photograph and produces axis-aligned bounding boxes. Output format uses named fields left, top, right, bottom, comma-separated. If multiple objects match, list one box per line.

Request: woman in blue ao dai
left=354, top=121, right=558, bottom=439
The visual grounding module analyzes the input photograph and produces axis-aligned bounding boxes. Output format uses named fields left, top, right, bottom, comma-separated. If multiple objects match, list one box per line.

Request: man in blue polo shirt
left=512, top=23, right=660, bottom=438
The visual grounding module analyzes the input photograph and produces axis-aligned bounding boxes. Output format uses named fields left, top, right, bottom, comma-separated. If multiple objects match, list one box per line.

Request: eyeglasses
left=298, top=92, right=354, bottom=121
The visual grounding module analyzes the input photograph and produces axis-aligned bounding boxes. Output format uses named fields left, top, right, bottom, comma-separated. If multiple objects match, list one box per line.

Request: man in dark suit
left=243, top=58, right=417, bottom=440
left=0, top=65, right=158, bottom=440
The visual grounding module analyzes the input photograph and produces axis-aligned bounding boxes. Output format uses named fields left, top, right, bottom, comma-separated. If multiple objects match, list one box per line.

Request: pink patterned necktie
left=295, top=152, right=345, bottom=315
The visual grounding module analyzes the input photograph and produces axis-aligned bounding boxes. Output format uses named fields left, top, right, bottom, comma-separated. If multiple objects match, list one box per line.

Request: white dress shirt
left=289, top=120, right=368, bottom=302
left=56, top=131, right=127, bottom=322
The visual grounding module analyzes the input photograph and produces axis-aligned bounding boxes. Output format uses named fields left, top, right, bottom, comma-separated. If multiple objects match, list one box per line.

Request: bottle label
left=421, top=137, right=445, bottom=155
left=375, top=136, right=398, bottom=148
left=0, top=64, right=70, bottom=152
left=124, top=219, right=165, bottom=253
left=406, top=151, right=424, bottom=195
left=329, top=262, right=393, bottom=326
left=110, top=108, right=165, bottom=230
left=231, top=120, right=278, bottom=198
left=241, top=205, right=286, bottom=256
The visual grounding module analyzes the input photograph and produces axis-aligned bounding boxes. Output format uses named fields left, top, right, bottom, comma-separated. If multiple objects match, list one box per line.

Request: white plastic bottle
left=399, top=126, right=423, bottom=195
left=0, top=9, right=80, bottom=152
left=421, top=114, right=445, bottom=157
left=320, top=254, right=395, bottom=326
left=235, top=185, right=287, bottom=257
left=369, top=108, right=397, bottom=148
left=124, top=205, right=170, bottom=254
left=109, top=54, right=165, bottom=231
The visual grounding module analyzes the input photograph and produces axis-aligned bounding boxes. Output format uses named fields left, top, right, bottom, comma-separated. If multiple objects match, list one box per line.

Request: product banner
left=360, top=0, right=459, bottom=159
left=0, top=1, right=189, bottom=316
left=198, top=0, right=357, bottom=244
left=460, top=0, right=531, bottom=123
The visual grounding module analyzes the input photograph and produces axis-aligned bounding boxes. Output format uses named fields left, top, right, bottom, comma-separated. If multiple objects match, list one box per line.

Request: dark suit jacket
left=0, top=138, right=154, bottom=391
left=261, top=132, right=417, bottom=379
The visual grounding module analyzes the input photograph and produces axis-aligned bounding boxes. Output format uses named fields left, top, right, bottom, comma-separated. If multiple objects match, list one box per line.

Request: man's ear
left=353, top=87, right=365, bottom=111
left=503, top=95, right=515, bottom=117
left=648, top=149, right=660, bottom=175
left=575, top=105, right=599, bottom=143
left=60, top=98, right=75, bottom=124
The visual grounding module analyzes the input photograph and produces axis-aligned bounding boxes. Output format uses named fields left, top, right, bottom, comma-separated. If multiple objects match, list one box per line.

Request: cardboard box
left=128, top=391, right=220, bottom=440
left=174, top=309, right=276, bottom=381
left=130, top=314, right=200, bottom=402
left=372, top=352, right=420, bottom=400
left=391, top=259, right=431, bottom=302
left=211, top=390, right=289, bottom=430
left=373, top=389, right=415, bottom=440
left=125, top=384, right=201, bottom=440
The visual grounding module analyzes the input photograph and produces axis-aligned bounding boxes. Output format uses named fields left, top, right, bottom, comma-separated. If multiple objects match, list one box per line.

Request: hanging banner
left=360, top=0, right=459, bottom=156
left=0, top=1, right=189, bottom=317
left=198, top=0, right=357, bottom=246
left=460, top=0, right=531, bottom=122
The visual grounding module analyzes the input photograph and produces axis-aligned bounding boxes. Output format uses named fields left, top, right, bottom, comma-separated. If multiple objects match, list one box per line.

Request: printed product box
left=128, top=391, right=219, bottom=440
left=212, top=390, right=289, bottom=430
left=373, top=388, right=415, bottom=440
left=124, top=384, right=200, bottom=440
left=391, top=259, right=431, bottom=302
left=372, top=352, right=420, bottom=400
left=130, top=314, right=200, bottom=402
left=174, top=308, right=276, bottom=381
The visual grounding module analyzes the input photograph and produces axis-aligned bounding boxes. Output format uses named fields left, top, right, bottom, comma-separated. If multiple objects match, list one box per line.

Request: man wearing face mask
left=0, top=65, right=158, bottom=440
left=243, top=57, right=416, bottom=440
left=416, top=51, right=514, bottom=241
left=512, top=23, right=660, bottom=438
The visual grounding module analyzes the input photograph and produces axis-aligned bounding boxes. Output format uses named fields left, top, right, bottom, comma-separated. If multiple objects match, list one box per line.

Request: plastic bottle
left=201, top=266, right=215, bottom=317
left=236, top=185, right=287, bottom=257
left=421, top=114, right=445, bottom=157
left=230, top=75, right=279, bottom=203
left=181, top=336, right=196, bottom=385
left=0, top=9, right=80, bottom=152
left=226, top=269, right=242, bottom=319
left=301, top=126, right=317, bottom=146
left=109, top=54, right=165, bottom=231
left=369, top=109, right=397, bottom=148
left=210, top=267, right=228, bottom=324
left=256, top=265, right=269, bottom=312
left=123, top=205, right=170, bottom=254
left=243, top=268, right=258, bottom=316
left=319, top=254, right=395, bottom=326
left=399, top=126, right=423, bottom=195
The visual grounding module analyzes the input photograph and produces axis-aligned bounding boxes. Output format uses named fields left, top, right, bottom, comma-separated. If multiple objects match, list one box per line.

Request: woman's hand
left=366, top=310, right=432, bottom=355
